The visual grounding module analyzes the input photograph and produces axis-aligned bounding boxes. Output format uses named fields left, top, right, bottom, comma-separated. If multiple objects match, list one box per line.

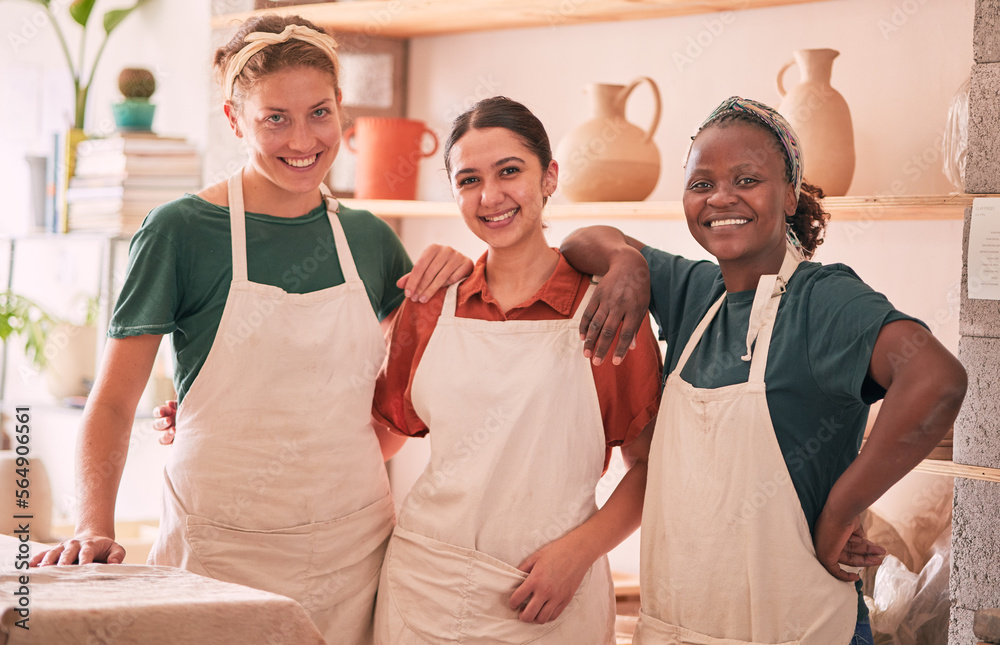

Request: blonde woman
left=33, top=14, right=469, bottom=644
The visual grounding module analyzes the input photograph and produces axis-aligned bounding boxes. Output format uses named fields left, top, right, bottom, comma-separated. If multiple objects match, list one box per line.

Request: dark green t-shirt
left=642, top=246, right=926, bottom=622
left=109, top=194, right=412, bottom=403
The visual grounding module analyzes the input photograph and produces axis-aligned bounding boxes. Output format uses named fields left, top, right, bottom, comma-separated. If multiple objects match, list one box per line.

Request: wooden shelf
left=212, top=0, right=834, bottom=37
left=342, top=193, right=988, bottom=221
left=913, top=459, right=1000, bottom=483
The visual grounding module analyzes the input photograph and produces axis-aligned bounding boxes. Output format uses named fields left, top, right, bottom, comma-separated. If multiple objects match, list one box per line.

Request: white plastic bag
left=868, top=524, right=951, bottom=645
left=942, top=76, right=970, bottom=191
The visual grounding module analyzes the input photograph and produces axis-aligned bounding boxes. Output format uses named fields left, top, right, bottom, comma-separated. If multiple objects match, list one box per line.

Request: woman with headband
left=32, top=14, right=470, bottom=644
left=561, top=97, right=966, bottom=644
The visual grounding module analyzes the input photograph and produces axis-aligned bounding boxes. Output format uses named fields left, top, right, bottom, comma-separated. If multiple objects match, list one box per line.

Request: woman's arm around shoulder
left=560, top=226, right=650, bottom=366
left=397, top=244, right=473, bottom=304
left=372, top=291, right=448, bottom=445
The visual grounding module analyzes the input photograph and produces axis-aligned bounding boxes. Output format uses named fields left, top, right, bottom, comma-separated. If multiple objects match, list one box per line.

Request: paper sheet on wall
left=968, top=197, right=1000, bottom=300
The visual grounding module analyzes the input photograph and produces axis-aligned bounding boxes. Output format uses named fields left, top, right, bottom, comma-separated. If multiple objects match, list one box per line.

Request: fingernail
left=419, top=295, right=428, bottom=303
left=593, top=357, right=603, bottom=366
left=404, top=290, right=411, bottom=298
left=583, top=349, right=592, bottom=358
left=613, top=356, right=622, bottom=365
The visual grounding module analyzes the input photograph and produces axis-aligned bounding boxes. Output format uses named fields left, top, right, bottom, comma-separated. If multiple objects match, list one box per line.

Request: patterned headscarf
left=697, top=96, right=803, bottom=198
left=223, top=24, right=340, bottom=101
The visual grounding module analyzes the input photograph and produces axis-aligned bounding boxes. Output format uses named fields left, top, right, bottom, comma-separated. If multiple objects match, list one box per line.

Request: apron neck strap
left=672, top=294, right=726, bottom=377
left=741, top=245, right=801, bottom=383
left=227, top=170, right=249, bottom=281
left=319, top=183, right=360, bottom=283
left=227, top=173, right=358, bottom=284
left=670, top=245, right=801, bottom=381
left=440, top=282, right=461, bottom=318
left=573, top=281, right=599, bottom=325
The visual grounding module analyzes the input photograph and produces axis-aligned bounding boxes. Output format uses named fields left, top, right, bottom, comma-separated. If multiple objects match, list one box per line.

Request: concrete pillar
left=951, top=3, right=1000, bottom=642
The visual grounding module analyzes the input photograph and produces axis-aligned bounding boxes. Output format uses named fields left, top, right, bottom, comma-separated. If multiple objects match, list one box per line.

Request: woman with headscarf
left=562, top=97, right=966, bottom=645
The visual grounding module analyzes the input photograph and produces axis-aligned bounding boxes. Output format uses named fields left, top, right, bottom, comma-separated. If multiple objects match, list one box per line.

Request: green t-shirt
left=642, top=246, right=926, bottom=623
left=109, top=194, right=412, bottom=403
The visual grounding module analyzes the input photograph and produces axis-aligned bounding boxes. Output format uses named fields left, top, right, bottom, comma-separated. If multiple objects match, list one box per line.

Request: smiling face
left=448, top=127, right=557, bottom=252
left=683, top=121, right=797, bottom=286
left=227, top=65, right=341, bottom=207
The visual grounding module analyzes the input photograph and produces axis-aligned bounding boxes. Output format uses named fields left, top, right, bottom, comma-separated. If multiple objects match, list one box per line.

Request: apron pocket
left=634, top=610, right=799, bottom=645
left=186, top=493, right=394, bottom=609
left=385, top=527, right=591, bottom=644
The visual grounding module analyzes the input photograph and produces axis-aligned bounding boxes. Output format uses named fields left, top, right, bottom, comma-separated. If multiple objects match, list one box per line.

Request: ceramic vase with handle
left=556, top=77, right=662, bottom=202
left=776, top=48, right=855, bottom=196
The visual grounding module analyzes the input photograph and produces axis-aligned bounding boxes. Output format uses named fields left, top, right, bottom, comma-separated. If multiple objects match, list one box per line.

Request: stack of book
left=66, top=133, right=202, bottom=235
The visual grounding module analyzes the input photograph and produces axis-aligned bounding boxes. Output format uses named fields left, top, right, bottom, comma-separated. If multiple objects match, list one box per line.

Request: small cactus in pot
left=112, top=67, right=157, bottom=131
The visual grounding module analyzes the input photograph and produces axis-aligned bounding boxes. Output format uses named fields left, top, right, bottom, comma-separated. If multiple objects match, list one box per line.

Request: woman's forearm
left=75, top=407, right=138, bottom=537
left=560, top=226, right=644, bottom=277
left=570, top=458, right=648, bottom=565
left=75, top=335, right=162, bottom=537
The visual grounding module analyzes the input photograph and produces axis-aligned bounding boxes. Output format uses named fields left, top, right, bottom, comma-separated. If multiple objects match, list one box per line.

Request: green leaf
left=69, top=0, right=96, bottom=27
left=103, top=0, right=150, bottom=35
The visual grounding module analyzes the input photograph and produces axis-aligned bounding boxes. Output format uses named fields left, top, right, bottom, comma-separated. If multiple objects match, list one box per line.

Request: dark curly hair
left=699, top=111, right=829, bottom=259
left=214, top=14, right=340, bottom=113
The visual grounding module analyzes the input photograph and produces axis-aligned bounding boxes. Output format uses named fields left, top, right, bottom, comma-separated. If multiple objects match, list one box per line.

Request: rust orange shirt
left=373, top=251, right=662, bottom=466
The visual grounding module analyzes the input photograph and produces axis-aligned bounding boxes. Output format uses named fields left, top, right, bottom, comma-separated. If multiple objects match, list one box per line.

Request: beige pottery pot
left=0, top=450, right=53, bottom=542
left=776, top=48, right=855, bottom=196
left=43, top=323, right=97, bottom=400
left=556, top=77, right=662, bottom=202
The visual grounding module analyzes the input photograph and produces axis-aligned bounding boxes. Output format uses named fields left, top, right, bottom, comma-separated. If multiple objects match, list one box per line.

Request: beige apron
left=148, top=170, right=395, bottom=645
left=634, top=247, right=857, bottom=645
left=374, top=280, right=616, bottom=644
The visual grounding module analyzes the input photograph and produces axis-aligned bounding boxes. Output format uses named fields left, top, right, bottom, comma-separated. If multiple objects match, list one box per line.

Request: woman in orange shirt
left=370, top=96, right=662, bottom=644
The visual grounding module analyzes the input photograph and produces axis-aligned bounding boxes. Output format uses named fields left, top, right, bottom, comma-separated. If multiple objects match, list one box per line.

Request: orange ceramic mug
left=344, top=117, right=439, bottom=200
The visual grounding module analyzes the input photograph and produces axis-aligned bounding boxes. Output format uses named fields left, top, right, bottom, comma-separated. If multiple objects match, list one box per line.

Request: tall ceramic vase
left=556, top=77, right=662, bottom=202
left=776, top=48, right=855, bottom=196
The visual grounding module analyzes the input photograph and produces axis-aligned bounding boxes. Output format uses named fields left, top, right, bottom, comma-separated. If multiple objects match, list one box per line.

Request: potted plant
left=0, top=291, right=99, bottom=400
left=6, top=0, right=153, bottom=131
left=5, top=0, right=152, bottom=230
left=112, top=67, right=157, bottom=131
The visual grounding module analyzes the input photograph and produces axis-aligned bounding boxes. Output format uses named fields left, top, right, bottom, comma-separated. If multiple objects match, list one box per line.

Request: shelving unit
left=342, top=193, right=990, bottom=221
left=211, top=0, right=833, bottom=37
left=913, top=460, right=1000, bottom=483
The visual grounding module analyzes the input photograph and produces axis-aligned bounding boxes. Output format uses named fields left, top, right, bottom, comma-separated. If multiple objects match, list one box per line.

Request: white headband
left=223, top=24, right=340, bottom=101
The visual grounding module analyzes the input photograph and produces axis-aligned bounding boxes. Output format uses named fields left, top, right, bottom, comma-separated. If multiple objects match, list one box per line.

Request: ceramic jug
left=776, top=48, right=855, bottom=196
left=344, top=117, right=439, bottom=200
left=556, top=77, right=662, bottom=202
